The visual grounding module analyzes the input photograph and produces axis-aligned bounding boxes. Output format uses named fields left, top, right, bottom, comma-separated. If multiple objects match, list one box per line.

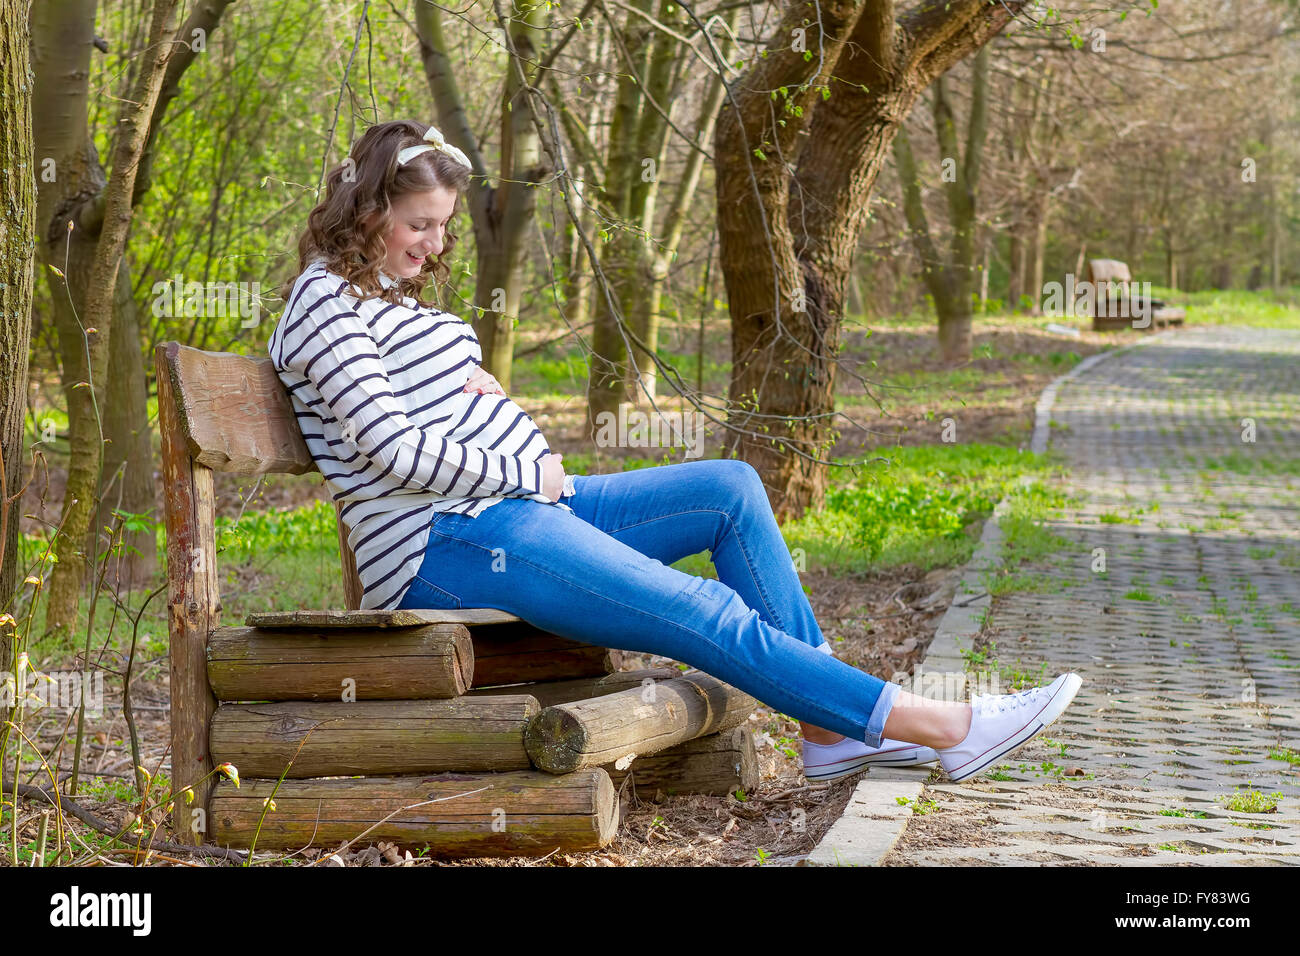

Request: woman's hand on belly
left=463, top=365, right=504, bottom=395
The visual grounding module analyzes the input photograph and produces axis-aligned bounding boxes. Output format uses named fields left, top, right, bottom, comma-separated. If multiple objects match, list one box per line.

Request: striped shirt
left=269, top=259, right=575, bottom=610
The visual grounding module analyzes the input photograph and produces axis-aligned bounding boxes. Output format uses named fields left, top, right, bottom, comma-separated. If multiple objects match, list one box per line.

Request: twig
left=3, top=776, right=245, bottom=861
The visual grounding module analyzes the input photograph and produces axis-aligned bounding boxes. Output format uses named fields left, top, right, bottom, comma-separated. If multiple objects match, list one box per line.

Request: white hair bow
left=396, top=124, right=472, bottom=171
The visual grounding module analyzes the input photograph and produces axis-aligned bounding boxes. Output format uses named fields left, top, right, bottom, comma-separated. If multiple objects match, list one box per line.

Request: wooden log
left=157, top=343, right=220, bottom=846
left=209, top=769, right=618, bottom=856
left=470, top=621, right=619, bottom=686
left=246, top=608, right=520, bottom=628
left=467, top=668, right=680, bottom=708
left=207, top=625, right=473, bottom=701
left=525, top=670, right=758, bottom=773
left=209, top=696, right=539, bottom=778
left=605, top=726, right=758, bottom=797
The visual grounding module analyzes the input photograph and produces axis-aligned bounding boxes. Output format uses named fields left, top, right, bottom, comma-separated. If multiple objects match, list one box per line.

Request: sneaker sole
left=804, top=748, right=940, bottom=782
left=943, top=673, right=1083, bottom=783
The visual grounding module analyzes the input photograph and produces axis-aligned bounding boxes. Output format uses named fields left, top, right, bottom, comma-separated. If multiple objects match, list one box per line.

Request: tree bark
left=0, top=0, right=36, bottom=646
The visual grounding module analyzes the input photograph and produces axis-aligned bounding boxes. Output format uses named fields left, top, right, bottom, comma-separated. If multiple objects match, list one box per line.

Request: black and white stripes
left=269, top=259, right=573, bottom=610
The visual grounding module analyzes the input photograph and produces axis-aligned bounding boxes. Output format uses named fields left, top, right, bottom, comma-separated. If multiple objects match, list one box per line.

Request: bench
left=1085, top=259, right=1186, bottom=332
left=155, top=341, right=759, bottom=857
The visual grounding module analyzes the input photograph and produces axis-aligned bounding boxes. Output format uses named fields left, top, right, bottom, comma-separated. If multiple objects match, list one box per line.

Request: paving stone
left=894, top=328, right=1300, bottom=866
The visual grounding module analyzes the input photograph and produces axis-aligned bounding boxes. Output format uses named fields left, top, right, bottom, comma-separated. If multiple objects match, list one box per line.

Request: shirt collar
left=378, top=269, right=397, bottom=290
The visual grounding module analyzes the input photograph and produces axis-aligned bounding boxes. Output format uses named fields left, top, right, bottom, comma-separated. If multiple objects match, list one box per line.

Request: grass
left=783, top=443, right=1056, bottom=575
left=998, top=482, right=1075, bottom=564
left=1195, top=451, right=1300, bottom=477
left=1155, top=286, right=1300, bottom=329
left=1217, top=786, right=1284, bottom=814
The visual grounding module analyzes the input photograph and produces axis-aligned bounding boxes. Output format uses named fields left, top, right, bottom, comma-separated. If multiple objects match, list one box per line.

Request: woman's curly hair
left=284, top=120, right=473, bottom=309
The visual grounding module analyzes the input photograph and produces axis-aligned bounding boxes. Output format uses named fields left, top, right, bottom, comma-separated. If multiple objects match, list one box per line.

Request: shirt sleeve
left=277, top=283, right=545, bottom=500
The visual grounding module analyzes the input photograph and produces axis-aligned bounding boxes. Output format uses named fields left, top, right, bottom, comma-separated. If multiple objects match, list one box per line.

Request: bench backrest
left=155, top=341, right=364, bottom=609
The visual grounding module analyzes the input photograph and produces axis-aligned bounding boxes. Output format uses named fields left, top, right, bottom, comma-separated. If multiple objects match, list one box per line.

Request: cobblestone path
left=887, top=327, right=1300, bottom=865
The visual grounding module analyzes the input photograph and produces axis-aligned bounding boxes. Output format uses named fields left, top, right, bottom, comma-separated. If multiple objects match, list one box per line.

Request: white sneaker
left=803, top=736, right=939, bottom=783
left=938, top=673, right=1083, bottom=783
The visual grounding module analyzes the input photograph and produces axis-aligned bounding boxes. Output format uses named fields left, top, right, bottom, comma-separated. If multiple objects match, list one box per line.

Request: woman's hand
left=463, top=365, right=505, bottom=395
left=540, top=452, right=566, bottom=502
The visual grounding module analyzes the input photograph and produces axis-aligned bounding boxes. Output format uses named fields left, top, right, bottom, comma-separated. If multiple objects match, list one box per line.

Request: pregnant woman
left=270, top=120, right=1082, bottom=785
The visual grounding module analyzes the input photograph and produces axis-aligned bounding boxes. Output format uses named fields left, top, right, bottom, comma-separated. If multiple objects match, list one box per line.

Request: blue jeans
left=396, top=459, right=899, bottom=745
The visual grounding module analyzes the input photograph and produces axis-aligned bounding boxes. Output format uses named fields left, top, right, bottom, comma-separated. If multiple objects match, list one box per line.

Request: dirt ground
left=9, top=318, right=1134, bottom=865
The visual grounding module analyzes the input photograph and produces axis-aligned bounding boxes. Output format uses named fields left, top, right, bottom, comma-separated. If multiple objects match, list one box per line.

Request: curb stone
left=805, top=329, right=1176, bottom=867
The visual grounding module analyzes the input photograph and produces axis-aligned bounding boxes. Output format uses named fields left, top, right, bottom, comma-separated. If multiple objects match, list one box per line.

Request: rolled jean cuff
left=863, top=680, right=902, bottom=749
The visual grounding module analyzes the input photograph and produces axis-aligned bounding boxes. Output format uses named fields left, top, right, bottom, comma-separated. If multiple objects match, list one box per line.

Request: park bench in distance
left=155, top=341, right=759, bottom=858
left=1086, top=258, right=1187, bottom=332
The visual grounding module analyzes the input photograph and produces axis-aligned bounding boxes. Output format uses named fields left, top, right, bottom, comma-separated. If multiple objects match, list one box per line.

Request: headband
left=396, top=124, right=472, bottom=171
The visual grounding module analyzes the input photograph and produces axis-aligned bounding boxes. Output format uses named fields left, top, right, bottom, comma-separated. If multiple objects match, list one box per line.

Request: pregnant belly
left=444, top=389, right=552, bottom=462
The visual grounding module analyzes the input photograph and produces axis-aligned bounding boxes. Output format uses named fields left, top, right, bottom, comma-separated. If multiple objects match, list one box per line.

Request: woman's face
left=380, top=187, right=457, bottom=278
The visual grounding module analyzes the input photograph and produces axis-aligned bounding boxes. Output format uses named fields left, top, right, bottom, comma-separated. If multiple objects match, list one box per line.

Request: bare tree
left=893, top=43, right=991, bottom=363
left=712, top=0, right=1025, bottom=520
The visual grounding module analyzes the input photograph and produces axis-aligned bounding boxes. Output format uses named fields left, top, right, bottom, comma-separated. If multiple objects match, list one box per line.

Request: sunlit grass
left=1150, top=286, right=1300, bottom=329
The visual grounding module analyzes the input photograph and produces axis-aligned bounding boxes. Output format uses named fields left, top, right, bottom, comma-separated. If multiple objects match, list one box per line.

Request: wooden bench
left=156, top=341, right=759, bottom=857
left=1085, top=259, right=1186, bottom=332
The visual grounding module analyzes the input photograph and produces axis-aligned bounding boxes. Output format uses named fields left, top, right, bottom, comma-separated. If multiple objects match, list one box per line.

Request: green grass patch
left=783, top=443, right=1055, bottom=574
left=1157, top=287, right=1300, bottom=329
left=1196, top=451, right=1300, bottom=476
left=999, top=483, right=1074, bottom=564
left=1218, top=786, right=1284, bottom=814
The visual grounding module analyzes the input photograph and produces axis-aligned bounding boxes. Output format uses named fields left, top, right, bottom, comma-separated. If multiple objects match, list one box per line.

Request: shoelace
left=974, top=687, right=1042, bottom=716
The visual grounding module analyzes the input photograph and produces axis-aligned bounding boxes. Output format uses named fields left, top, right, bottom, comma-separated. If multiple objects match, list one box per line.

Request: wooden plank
left=525, top=670, right=758, bottom=773
left=606, top=726, right=758, bottom=797
left=471, top=621, right=619, bottom=686
left=209, top=697, right=539, bottom=777
left=333, top=500, right=364, bottom=611
left=207, top=624, right=474, bottom=701
left=209, top=769, right=618, bottom=855
left=467, top=668, right=681, bottom=708
left=163, top=342, right=315, bottom=474
left=157, top=343, right=221, bottom=846
left=245, top=608, right=521, bottom=628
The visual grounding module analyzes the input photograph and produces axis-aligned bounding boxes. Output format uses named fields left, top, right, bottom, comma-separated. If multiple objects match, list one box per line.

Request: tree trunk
left=937, top=301, right=973, bottom=365
left=1028, top=190, right=1049, bottom=316
left=416, top=0, right=549, bottom=394
left=716, top=0, right=1022, bottom=519
left=585, top=0, right=654, bottom=436
left=41, top=0, right=182, bottom=642
left=1007, top=219, right=1024, bottom=311
left=97, top=255, right=156, bottom=593
left=892, top=45, right=988, bottom=365
left=32, top=0, right=229, bottom=635
left=0, top=0, right=36, bottom=649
